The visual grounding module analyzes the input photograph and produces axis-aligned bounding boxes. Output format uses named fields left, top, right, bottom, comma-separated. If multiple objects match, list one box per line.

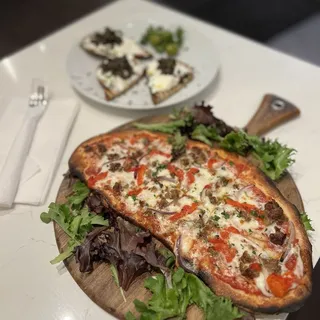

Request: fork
left=0, top=79, right=48, bottom=208
left=28, top=78, right=48, bottom=106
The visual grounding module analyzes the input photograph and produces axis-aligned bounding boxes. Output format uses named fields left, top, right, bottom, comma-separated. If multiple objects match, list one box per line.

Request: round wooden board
left=54, top=115, right=304, bottom=320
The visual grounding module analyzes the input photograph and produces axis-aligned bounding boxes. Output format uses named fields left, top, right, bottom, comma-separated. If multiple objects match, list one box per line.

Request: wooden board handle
left=245, top=94, right=300, bottom=136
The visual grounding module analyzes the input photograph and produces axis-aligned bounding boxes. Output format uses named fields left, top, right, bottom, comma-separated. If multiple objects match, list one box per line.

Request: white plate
left=66, top=20, right=219, bottom=110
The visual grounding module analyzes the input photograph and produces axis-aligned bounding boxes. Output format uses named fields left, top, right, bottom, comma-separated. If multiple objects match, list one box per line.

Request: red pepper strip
left=148, top=150, right=171, bottom=158
left=207, top=158, right=218, bottom=170
left=127, top=187, right=144, bottom=196
left=285, top=254, right=297, bottom=271
left=250, top=263, right=262, bottom=272
left=187, top=168, right=199, bottom=184
left=169, top=203, right=198, bottom=222
left=267, top=273, right=293, bottom=298
left=209, top=237, right=237, bottom=263
left=167, top=164, right=184, bottom=182
left=88, top=171, right=108, bottom=188
left=128, top=166, right=139, bottom=172
left=225, top=198, right=261, bottom=214
left=137, top=165, right=147, bottom=186
left=209, top=237, right=225, bottom=245
left=220, top=226, right=240, bottom=240
left=234, top=163, right=247, bottom=174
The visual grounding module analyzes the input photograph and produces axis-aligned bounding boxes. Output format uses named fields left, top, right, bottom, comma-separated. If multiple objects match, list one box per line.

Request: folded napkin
left=0, top=98, right=79, bottom=206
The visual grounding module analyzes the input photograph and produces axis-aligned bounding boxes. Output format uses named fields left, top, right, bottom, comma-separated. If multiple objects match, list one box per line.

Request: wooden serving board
left=54, top=95, right=302, bottom=319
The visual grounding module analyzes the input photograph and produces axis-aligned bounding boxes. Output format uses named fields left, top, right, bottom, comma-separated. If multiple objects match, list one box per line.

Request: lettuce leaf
left=134, top=120, right=186, bottom=134
left=300, top=212, right=315, bottom=231
left=191, top=124, right=222, bottom=146
left=127, top=268, right=243, bottom=320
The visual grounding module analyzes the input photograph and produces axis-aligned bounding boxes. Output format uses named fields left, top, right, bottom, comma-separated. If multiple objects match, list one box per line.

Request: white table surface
left=1, top=0, right=320, bottom=319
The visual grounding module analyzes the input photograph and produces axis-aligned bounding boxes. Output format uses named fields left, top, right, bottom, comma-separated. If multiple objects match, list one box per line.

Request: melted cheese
left=96, top=57, right=144, bottom=94
left=83, top=133, right=305, bottom=298
left=146, top=59, right=192, bottom=93
left=255, top=272, right=272, bottom=297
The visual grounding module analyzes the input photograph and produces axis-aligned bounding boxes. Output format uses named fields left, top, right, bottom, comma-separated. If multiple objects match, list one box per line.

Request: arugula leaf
left=129, top=268, right=243, bottom=320
left=110, top=264, right=126, bottom=302
left=134, top=120, right=186, bottom=134
left=168, top=131, right=187, bottom=160
left=50, top=242, right=76, bottom=264
left=191, top=124, right=221, bottom=146
left=67, top=181, right=90, bottom=209
left=300, top=212, right=315, bottom=231
left=40, top=203, right=74, bottom=237
left=41, top=188, right=108, bottom=264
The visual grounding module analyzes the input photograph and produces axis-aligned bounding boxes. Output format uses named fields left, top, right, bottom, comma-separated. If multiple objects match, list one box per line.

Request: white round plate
left=66, top=21, right=219, bottom=110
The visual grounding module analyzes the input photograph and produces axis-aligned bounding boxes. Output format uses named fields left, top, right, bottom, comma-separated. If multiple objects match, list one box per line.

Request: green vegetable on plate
left=140, top=26, right=184, bottom=56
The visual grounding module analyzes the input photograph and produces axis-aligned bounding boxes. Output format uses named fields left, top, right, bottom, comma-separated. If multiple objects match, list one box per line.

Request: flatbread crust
left=146, top=60, right=194, bottom=104
left=80, top=35, right=152, bottom=60
left=151, top=73, right=194, bottom=104
left=68, top=130, right=312, bottom=314
left=98, top=72, right=145, bottom=101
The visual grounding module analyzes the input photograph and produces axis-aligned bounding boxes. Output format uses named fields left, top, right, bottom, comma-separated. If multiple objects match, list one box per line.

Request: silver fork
left=28, top=78, right=48, bottom=106
left=0, top=79, right=49, bottom=208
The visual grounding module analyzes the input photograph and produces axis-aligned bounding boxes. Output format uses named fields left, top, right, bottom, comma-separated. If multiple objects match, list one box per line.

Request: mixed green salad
left=135, top=103, right=296, bottom=180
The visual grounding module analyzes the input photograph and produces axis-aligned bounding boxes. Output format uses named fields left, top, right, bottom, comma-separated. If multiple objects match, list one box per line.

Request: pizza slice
left=81, top=27, right=152, bottom=59
left=96, top=56, right=145, bottom=101
left=146, top=58, right=194, bottom=104
left=69, top=130, right=312, bottom=314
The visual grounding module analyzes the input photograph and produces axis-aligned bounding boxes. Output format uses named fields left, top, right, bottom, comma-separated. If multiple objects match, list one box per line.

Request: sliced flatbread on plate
left=146, top=58, right=194, bottom=104
left=81, top=27, right=152, bottom=59
left=96, top=56, right=145, bottom=101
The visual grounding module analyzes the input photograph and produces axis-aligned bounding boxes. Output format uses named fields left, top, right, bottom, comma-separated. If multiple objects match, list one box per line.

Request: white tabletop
left=1, top=0, right=320, bottom=319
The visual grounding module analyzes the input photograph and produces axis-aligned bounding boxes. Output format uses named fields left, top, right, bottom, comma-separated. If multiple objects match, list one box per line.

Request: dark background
left=1, top=0, right=319, bottom=59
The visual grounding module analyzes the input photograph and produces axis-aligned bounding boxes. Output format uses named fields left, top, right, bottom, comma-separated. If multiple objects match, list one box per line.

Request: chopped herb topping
left=236, top=212, right=243, bottom=218
left=152, top=163, right=167, bottom=177
left=250, top=210, right=258, bottom=217
left=221, top=212, right=230, bottom=219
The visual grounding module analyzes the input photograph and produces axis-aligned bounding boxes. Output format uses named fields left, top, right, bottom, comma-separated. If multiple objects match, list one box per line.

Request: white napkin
left=0, top=98, right=79, bottom=206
